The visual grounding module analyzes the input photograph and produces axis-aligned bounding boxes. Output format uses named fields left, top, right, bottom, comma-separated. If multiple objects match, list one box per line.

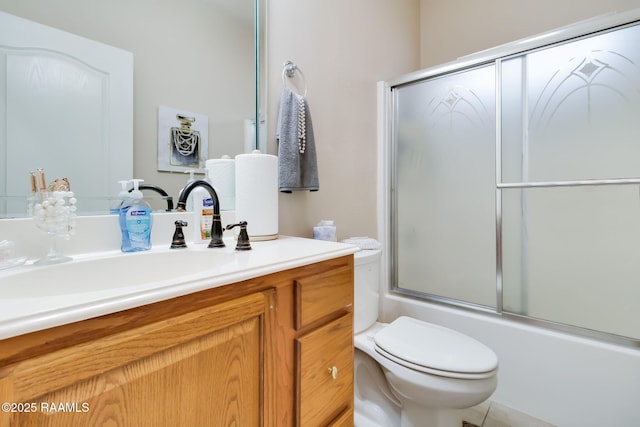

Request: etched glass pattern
left=500, top=24, right=640, bottom=339
left=394, top=65, right=496, bottom=308
left=502, top=24, right=640, bottom=183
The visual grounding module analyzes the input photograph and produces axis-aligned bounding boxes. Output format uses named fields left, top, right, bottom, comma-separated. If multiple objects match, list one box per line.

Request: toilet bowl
left=352, top=248, right=498, bottom=427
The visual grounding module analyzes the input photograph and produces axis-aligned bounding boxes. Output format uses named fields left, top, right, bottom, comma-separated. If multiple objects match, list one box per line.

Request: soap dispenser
left=119, top=179, right=153, bottom=252
left=110, top=180, right=130, bottom=214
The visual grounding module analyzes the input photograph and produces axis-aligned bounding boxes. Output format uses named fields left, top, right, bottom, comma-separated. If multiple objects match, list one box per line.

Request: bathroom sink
left=0, top=235, right=357, bottom=339
left=0, top=247, right=242, bottom=298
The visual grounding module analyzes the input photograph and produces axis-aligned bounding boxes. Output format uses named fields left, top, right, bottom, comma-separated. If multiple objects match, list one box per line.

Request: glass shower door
left=393, top=65, right=497, bottom=308
left=500, top=23, right=640, bottom=340
left=390, top=15, right=640, bottom=342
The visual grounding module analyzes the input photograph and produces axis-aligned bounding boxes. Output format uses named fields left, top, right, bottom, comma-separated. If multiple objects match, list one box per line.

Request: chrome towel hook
left=283, top=60, right=297, bottom=78
left=282, top=60, right=307, bottom=97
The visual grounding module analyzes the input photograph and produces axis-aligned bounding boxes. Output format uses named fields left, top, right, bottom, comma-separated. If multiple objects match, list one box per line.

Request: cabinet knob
left=328, top=366, right=338, bottom=380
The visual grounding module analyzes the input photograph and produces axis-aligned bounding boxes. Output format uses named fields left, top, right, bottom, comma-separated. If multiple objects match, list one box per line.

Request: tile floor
left=355, top=399, right=556, bottom=426
left=460, top=401, right=556, bottom=427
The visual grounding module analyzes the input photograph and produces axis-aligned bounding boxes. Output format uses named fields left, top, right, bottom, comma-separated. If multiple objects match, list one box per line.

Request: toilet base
left=400, top=401, right=464, bottom=427
left=355, top=349, right=401, bottom=426
left=355, top=410, right=396, bottom=427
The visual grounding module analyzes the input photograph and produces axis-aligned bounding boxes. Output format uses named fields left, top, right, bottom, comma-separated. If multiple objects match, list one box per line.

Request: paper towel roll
left=235, top=153, right=278, bottom=240
left=206, top=157, right=235, bottom=211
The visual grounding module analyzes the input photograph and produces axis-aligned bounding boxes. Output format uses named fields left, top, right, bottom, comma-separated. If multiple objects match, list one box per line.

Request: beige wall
left=420, top=0, right=640, bottom=68
left=267, top=0, right=420, bottom=240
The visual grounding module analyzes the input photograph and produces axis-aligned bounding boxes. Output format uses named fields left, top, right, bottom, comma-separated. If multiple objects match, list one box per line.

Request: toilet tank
left=354, top=249, right=382, bottom=334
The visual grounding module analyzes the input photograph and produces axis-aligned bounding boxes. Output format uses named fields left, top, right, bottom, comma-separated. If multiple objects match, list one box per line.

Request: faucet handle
left=225, top=221, right=252, bottom=251
left=170, top=220, right=188, bottom=249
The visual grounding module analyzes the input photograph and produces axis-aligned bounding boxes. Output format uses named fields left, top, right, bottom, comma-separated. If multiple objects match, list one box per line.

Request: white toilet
left=353, top=248, right=498, bottom=427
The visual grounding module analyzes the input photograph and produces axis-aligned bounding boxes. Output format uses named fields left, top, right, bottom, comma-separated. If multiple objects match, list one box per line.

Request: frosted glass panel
left=502, top=24, right=640, bottom=183
left=394, top=65, right=496, bottom=308
left=391, top=16, right=640, bottom=342
left=502, top=185, right=640, bottom=340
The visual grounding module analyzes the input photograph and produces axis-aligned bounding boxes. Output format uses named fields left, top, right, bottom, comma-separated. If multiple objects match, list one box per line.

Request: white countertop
left=0, top=236, right=357, bottom=340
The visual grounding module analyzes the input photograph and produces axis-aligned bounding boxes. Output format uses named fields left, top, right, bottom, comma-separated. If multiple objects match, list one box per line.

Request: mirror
left=0, top=0, right=265, bottom=217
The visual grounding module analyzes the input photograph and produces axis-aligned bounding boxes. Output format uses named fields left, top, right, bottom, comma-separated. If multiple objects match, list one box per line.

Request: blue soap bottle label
left=125, top=208, right=151, bottom=244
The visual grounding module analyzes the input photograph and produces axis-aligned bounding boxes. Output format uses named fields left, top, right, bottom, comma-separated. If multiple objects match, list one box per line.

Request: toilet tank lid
left=353, top=248, right=382, bottom=265
left=374, top=316, right=498, bottom=374
left=342, top=237, right=382, bottom=250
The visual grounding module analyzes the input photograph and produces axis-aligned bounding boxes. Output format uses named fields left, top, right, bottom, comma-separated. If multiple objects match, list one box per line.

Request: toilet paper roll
left=235, top=153, right=278, bottom=240
left=206, top=158, right=235, bottom=211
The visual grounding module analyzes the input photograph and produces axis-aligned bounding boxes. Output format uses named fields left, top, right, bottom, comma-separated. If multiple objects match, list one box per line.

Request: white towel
left=276, top=87, right=319, bottom=192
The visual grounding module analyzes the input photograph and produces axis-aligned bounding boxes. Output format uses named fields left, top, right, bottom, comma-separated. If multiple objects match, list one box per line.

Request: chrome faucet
left=175, top=180, right=225, bottom=248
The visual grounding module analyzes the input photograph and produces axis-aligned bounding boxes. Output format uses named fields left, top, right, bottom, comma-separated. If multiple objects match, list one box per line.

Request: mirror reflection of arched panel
left=0, top=11, right=132, bottom=217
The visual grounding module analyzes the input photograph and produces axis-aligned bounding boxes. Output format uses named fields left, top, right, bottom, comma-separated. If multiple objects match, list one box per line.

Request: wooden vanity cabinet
left=293, top=262, right=355, bottom=426
left=0, top=255, right=354, bottom=427
left=0, top=291, right=275, bottom=427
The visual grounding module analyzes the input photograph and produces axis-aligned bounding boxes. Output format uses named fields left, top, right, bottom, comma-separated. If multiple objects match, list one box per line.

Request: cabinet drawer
left=294, top=265, right=353, bottom=330
left=295, top=313, right=354, bottom=427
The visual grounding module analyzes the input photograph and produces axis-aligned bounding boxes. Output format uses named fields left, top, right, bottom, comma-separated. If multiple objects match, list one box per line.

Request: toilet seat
left=374, top=317, right=498, bottom=380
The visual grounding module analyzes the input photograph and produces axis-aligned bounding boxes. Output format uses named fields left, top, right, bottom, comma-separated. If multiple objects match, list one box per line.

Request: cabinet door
left=295, top=313, right=353, bottom=427
left=0, top=291, right=274, bottom=427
